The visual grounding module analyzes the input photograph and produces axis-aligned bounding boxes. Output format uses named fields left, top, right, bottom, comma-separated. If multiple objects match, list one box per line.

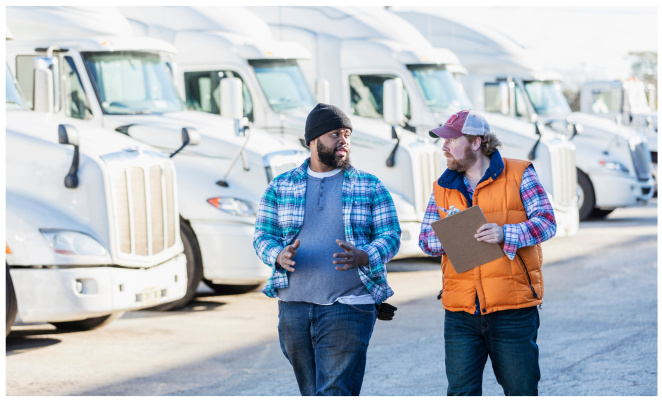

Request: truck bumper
left=10, top=253, right=187, bottom=324
left=592, top=173, right=655, bottom=208
left=191, top=220, right=271, bottom=285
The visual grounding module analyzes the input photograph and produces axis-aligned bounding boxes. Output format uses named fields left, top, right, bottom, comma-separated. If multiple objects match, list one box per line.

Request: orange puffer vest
left=433, top=158, right=543, bottom=314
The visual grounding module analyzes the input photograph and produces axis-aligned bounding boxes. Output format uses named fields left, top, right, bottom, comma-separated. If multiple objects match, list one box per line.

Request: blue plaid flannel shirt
left=253, top=158, right=401, bottom=304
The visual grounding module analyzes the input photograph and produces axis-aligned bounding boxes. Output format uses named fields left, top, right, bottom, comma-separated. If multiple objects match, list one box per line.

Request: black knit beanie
left=304, top=103, right=353, bottom=146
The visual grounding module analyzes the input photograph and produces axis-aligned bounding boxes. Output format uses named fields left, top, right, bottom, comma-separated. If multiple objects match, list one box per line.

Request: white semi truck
left=580, top=79, right=657, bottom=185
left=6, top=49, right=187, bottom=335
left=250, top=6, right=579, bottom=236
left=393, top=8, right=655, bottom=220
left=118, top=5, right=443, bottom=258
left=6, top=6, right=308, bottom=308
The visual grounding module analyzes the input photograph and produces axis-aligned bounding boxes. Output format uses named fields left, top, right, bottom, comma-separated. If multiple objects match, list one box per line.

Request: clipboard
left=430, top=206, right=505, bottom=274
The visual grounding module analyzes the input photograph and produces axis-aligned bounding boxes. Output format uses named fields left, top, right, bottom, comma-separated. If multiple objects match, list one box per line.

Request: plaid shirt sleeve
left=502, top=165, right=557, bottom=259
left=359, top=178, right=402, bottom=275
left=418, top=192, right=444, bottom=257
left=253, top=180, right=284, bottom=271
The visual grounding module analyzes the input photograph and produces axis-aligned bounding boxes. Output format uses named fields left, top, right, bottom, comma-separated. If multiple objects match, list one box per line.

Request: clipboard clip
left=437, top=205, right=461, bottom=216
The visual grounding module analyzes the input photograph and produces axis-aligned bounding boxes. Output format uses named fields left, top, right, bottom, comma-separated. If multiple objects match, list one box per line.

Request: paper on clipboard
left=430, top=206, right=505, bottom=274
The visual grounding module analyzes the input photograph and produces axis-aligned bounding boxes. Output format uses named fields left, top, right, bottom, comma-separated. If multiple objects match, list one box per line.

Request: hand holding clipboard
left=430, top=206, right=505, bottom=274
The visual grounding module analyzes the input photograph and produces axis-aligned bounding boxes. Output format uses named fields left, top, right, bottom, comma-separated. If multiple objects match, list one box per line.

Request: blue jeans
left=444, top=306, right=541, bottom=396
left=277, top=300, right=377, bottom=396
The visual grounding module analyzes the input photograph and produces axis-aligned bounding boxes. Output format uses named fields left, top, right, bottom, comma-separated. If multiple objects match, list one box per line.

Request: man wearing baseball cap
left=253, top=103, right=401, bottom=396
left=418, top=110, right=557, bottom=396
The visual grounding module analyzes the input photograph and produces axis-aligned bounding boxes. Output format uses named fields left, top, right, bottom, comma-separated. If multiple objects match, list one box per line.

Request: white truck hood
left=7, top=110, right=162, bottom=158
left=105, top=110, right=306, bottom=160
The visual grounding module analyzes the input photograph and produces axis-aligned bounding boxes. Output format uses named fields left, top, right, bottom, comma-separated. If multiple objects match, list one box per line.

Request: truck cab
left=119, top=6, right=445, bottom=258
left=392, top=7, right=654, bottom=220
left=6, top=60, right=187, bottom=334
left=580, top=79, right=657, bottom=184
left=6, top=6, right=308, bottom=307
left=251, top=6, right=579, bottom=236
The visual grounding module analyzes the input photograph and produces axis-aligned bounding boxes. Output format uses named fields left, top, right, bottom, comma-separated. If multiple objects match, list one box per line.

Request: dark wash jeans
left=277, top=300, right=377, bottom=396
left=444, top=306, right=541, bottom=396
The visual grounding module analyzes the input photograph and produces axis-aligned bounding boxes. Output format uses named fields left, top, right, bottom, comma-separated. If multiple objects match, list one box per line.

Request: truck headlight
left=207, top=197, right=256, bottom=217
left=599, top=160, right=629, bottom=173
left=40, top=230, right=108, bottom=256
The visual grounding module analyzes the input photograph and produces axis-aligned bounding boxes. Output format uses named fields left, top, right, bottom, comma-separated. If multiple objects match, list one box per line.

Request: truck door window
left=514, top=84, right=530, bottom=118
left=484, top=83, right=503, bottom=114
left=591, top=89, right=623, bottom=114
left=349, top=74, right=411, bottom=120
left=183, top=70, right=254, bottom=121
left=63, top=57, right=93, bottom=120
left=15, top=56, right=38, bottom=109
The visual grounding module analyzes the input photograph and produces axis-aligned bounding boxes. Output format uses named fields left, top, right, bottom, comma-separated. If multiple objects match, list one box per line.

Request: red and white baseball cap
left=429, top=110, right=491, bottom=139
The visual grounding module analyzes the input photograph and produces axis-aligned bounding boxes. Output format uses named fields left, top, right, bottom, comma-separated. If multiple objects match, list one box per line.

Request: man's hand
left=475, top=223, right=504, bottom=244
left=276, top=239, right=300, bottom=272
left=333, top=239, right=369, bottom=270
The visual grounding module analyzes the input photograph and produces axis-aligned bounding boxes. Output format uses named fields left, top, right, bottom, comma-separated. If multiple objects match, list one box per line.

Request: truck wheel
left=50, top=312, right=124, bottom=332
left=577, top=170, right=596, bottom=221
left=6, top=266, right=18, bottom=337
left=202, top=279, right=261, bottom=295
left=146, top=219, right=203, bottom=311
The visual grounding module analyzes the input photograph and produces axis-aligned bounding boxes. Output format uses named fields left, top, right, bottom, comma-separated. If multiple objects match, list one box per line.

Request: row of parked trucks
left=5, top=6, right=655, bottom=335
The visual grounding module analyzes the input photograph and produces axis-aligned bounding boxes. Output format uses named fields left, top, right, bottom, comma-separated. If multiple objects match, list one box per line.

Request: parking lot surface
left=5, top=201, right=658, bottom=396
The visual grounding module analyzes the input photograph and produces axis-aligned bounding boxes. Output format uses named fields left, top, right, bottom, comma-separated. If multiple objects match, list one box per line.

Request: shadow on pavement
left=6, top=333, right=61, bottom=355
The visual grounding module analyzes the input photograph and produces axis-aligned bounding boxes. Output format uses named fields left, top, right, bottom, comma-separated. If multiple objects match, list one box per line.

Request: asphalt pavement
left=5, top=201, right=658, bottom=396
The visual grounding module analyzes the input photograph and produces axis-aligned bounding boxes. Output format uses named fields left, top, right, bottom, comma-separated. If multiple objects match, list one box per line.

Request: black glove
left=376, top=302, right=397, bottom=321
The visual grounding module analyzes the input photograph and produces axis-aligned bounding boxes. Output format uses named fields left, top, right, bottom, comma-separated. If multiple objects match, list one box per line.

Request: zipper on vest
left=516, top=254, right=538, bottom=298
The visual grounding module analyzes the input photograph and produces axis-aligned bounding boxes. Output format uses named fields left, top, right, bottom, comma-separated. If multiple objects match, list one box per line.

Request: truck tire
left=50, top=312, right=124, bottom=332
left=146, top=219, right=203, bottom=311
left=577, top=169, right=596, bottom=221
left=202, top=279, right=261, bottom=295
left=6, top=266, right=18, bottom=337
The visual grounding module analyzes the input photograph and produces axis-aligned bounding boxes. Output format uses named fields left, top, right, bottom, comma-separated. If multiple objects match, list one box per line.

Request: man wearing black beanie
left=254, top=103, right=401, bottom=396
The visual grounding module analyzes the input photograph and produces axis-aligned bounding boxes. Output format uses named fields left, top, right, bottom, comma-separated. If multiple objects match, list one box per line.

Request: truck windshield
left=82, top=52, right=184, bottom=115
left=249, top=60, right=316, bottom=113
left=6, top=67, right=26, bottom=110
left=523, top=80, right=571, bottom=116
left=408, top=65, right=472, bottom=113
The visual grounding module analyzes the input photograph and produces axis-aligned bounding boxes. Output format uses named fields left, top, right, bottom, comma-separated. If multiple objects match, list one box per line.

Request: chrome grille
left=629, top=138, right=652, bottom=181
left=550, top=145, right=577, bottom=206
left=416, top=148, right=443, bottom=217
left=268, top=161, right=299, bottom=182
left=110, top=162, right=177, bottom=257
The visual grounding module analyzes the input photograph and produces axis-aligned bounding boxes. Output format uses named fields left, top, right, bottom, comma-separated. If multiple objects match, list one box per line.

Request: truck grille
left=550, top=145, right=577, bottom=206
left=264, top=151, right=307, bottom=183
left=629, top=138, right=652, bottom=181
left=110, top=162, right=177, bottom=257
left=416, top=148, right=444, bottom=217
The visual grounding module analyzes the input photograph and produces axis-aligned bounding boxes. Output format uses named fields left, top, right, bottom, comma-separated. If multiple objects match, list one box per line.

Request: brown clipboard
left=430, top=205, right=505, bottom=274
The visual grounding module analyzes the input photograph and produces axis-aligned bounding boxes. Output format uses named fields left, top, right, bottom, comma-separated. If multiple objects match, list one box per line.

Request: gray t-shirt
left=277, top=168, right=372, bottom=305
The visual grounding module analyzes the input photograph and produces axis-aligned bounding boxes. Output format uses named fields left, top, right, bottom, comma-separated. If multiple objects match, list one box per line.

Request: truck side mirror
left=58, top=124, right=80, bottom=188
left=315, top=79, right=330, bottom=104
left=170, top=127, right=200, bottom=158
left=220, top=77, right=244, bottom=121
left=383, top=78, right=405, bottom=127
left=33, top=57, right=59, bottom=113
left=182, top=127, right=200, bottom=146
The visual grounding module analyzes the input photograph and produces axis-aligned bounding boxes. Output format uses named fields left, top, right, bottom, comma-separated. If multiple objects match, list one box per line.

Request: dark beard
left=446, top=145, right=477, bottom=172
left=317, top=140, right=351, bottom=170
